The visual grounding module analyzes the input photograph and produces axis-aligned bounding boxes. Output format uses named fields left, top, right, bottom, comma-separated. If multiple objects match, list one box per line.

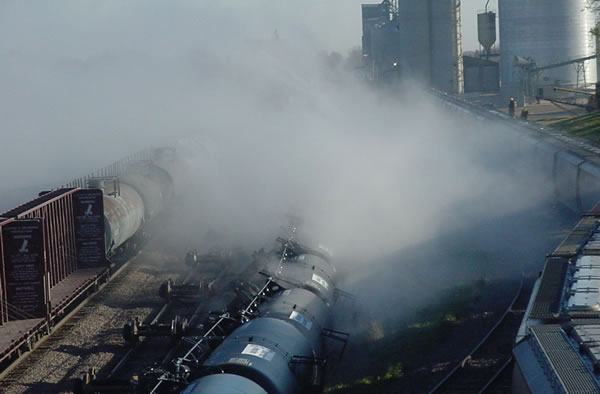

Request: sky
left=0, top=1, right=497, bottom=59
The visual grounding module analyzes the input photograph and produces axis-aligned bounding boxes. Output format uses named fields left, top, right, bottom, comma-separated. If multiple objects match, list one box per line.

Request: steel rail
left=105, top=270, right=196, bottom=379
left=0, top=258, right=133, bottom=386
left=428, top=273, right=525, bottom=394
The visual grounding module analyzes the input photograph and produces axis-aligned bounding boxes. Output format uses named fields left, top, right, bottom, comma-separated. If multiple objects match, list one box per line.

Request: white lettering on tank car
left=290, top=310, right=313, bottom=330
left=228, top=357, right=252, bottom=366
left=242, top=344, right=276, bottom=361
left=312, top=273, right=329, bottom=290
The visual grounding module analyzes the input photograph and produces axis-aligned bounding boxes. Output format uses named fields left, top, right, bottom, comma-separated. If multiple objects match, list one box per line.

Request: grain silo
left=396, top=0, right=432, bottom=85
left=396, top=0, right=463, bottom=93
left=499, top=0, right=597, bottom=99
left=430, top=0, right=464, bottom=94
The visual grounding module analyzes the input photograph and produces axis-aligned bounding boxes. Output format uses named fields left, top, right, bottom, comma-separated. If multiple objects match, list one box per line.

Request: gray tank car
left=181, top=373, right=267, bottom=394
left=202, top=317, right=316, bottom=394
left=99, top=153, right=176, bottom=256
left=259, top=287, right=329, bottom=355
left=184, top=247, right=343, bottom=394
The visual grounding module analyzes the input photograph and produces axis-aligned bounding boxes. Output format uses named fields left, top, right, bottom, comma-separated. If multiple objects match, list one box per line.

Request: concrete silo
left=430, top=0, right=464, bottom=94
left=396, top=0, right=432, bottom=85
left=396, top=0, right=463, bottom=94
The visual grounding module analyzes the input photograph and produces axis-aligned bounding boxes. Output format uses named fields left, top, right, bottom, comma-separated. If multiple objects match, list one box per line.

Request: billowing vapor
left=0, top=2, right=557, bottom=306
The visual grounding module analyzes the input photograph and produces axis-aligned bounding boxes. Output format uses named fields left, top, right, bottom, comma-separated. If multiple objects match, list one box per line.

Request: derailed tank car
left=182, top=373, right=267, bottom=394
left=180, top=241, right=348, bottom=394
left=73, top=231, right=351, bottom=394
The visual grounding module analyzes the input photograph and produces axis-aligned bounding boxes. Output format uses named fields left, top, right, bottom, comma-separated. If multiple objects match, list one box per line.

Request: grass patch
left=326, top=281, right=482, bottom=393
left=550, top=111, right=600, bottom=144
left=325, top=363, right=404, bottom=393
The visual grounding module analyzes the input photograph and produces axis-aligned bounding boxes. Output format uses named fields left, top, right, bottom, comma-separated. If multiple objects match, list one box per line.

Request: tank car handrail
left=428, top=272, right=525, bottom=393
left=150, top=226, right=298, bottom=394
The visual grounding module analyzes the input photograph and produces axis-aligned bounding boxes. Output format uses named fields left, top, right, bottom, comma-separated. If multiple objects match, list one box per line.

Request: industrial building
left=500, top=0, right=597, bottom=103
left=361, top=0, right=464, bottom=94
left=362, top=0, right=598, bottom=102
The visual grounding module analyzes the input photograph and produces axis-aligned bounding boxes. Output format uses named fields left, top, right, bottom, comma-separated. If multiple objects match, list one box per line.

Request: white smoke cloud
left=0, top=1, right=555, bottom=301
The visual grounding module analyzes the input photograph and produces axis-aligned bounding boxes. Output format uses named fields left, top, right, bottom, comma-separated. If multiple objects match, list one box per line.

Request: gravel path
left=4, top=244, right=184, bottom=394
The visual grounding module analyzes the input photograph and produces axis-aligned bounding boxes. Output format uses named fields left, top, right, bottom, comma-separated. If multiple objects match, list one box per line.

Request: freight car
left=138, top=234, right=352, bottom=394
left=438, top=92, right=600, bottom=214
left=0, top=147, right=177, bottom=376
left=76, top=229, right=352, bottom=393
left=97, top=159, right=175, bottom=256
left=512, top=201, right=600, bottom=392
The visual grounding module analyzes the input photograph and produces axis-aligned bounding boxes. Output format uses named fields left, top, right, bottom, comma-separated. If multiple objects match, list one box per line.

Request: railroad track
left=76, top=255, right=265, bottom=393
left=0, top=259, right=136, bottom=392
left=429, top=275, right=532, bottom=394
left=105, top=270, right=201, bottom=380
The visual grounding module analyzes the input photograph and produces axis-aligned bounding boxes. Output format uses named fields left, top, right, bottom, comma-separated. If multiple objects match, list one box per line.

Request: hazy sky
left=0, top=0, right=494, bottom=192
left=461, top=0, right=499, bottom=50
left=0, top=1, right=497, bottom=57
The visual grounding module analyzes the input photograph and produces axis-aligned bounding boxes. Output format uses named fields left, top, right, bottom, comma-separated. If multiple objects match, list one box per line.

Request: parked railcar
left=102, top=182, right=145, bottom=254
left=96, top=156, right=176, bottom=255
left=120, top=162, right=173, bottom=221
left=0, top=147, right=178, bottom=377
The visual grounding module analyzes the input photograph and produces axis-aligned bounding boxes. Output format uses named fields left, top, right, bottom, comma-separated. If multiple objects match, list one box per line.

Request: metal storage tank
left=430, top=0, right=464, bottom=94
left=477, top=11, right=496, bottom=54
left=397, top=0, right=432, bottom=84
left=499, top=0, right=597, bottom=99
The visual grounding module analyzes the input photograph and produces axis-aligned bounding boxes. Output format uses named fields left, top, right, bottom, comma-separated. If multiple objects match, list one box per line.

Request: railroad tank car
left=98, top=156, right=176, bottom=255
left=554, top=151, right=585, bottom=212
left=201, top=317, right=316, bottom=394
left=258, top=287, right=329, bottom=355
left=120, top=162, right=173, bottom=221
left=579, top=163, right=600, bottom=212
left=181, top=373, right=267, bottom=394
left=274, top=253, right=336, bottom=305
left=184, top=248, right=338, bottom=394
left=152, top=147, right=181, bottom=195
left=102, top=182, right=145, bottom=254
left=531, top=140, right=558, bottom=181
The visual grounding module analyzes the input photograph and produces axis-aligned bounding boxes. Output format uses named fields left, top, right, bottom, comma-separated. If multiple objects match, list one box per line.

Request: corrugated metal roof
left=552, top=217, right=599, bottom=258
left=513, top=338, right=557, bottom=394
left=531, top=325, right=600, bottom=393
left=573, top=325, right=600, bottom=364
left=568, top=255, right=600, bottom=312
left=584, top=232, right=600, bottom=255
left=531, top=258, right=569, bottom=320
